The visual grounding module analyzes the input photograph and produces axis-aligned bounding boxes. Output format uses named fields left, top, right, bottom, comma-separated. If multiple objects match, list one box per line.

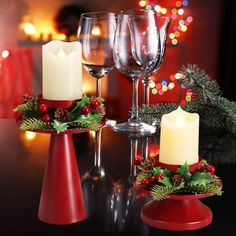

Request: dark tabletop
left=0, top=119, right=235, bottom=236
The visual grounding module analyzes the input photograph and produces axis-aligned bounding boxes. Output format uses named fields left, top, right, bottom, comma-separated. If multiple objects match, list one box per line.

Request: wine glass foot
left=113, top=122, right=156, bottom=136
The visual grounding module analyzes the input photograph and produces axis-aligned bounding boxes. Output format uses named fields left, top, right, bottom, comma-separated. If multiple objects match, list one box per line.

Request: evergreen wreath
left=134, top=155, right=223, bottom=201
left=13, top=94, right=105, bottom=133
left=139, top=64, right=236, bottom=135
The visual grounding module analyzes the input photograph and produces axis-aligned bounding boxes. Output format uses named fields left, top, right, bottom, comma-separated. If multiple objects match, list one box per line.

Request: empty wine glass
left=77, top=12, right=116, bottom=97
left=77, top=12, right=116, bottom=177
left=113, top=9, right=160, bottom=135
left=142, top=16, right=172, bottom=105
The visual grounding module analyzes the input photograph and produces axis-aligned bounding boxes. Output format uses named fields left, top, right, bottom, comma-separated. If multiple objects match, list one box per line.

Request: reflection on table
left=0, top=119, right=235, bottom=235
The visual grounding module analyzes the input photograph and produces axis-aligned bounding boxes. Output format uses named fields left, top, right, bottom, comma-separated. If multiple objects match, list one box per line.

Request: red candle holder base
left=37, top=129, right=88, bottom=225
left=141, top=194, right=212, bottom=231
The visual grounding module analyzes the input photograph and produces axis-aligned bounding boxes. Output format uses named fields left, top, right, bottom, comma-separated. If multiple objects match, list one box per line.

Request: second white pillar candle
left=159, top=106, right=199, bottom=165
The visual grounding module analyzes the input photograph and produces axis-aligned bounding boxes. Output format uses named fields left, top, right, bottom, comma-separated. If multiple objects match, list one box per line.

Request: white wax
left=159, top=106, right=199, bottom=165
left=42, top=40, right=82, bottom=100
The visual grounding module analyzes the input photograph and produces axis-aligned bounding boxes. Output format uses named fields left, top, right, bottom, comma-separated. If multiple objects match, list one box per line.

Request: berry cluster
left=81, top=99, right=100, bottom=116
left=134, top=154, right=217, bottom=190
left=14, top=94, right=106, bottom=133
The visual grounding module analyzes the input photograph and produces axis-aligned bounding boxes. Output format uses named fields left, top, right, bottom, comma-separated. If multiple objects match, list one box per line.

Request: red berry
left=82, top=106, right=91, bottom=115
left=150, top=175, right=159, bottom=183
left=134, top=156, right=142, bottom=165
left=15, top=112, right=23, bottom=118
left=91, top=99, right=100, bottom=109
left=39, top=104, right=48, bottom=113
left=206, top=165, right=215, bottom=174
left=16, top=117, right=23, bottom=125
left=157, top=173, right=166, bottom=180
left=141, top=178, right=150, bottom=187
left=42, top=114, right=52, bottom=122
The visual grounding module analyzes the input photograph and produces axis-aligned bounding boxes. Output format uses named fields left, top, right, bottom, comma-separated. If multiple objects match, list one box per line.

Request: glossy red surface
left=38, top=131, right=86, bottom=224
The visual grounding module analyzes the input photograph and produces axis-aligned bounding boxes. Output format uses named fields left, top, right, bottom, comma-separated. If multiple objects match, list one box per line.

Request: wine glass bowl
left=77, top=12, right=116, bottom=96
left=113, top=9, right=160, bottom=135
left=142, top=16, right=172, bottom=105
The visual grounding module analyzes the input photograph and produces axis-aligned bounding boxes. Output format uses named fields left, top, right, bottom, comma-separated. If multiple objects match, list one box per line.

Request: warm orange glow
left=24, top=131, right=37, bottom=141
left=139, top=0, right=147, bottom=7
left=89, top=130, right=96, bottom=138
left=23, top=22, right=36, bottom=35
left=91, top=27, right=101, bottom=36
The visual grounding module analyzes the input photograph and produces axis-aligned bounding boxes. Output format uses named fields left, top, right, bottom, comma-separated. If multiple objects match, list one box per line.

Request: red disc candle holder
left=140, top=193, right=212, bottom=231
left=36, top=97, right=87, bottom=225
left=134, top=161, right=214, bottom=231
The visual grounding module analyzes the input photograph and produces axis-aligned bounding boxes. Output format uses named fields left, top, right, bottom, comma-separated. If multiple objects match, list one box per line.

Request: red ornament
left=91, top=99, right=100, bottom=109
left=134, top=156, right=142, bottom=165
left=82, top=106, right=91, bottom=115
left=16, top=117, right=23, bottom=125
left=141, top=178, right=150, bottom=187
left=42, top=114, right=52, bottom=122
left=150, top=175, right=159, bottom=183
left=206, top=165, right=215, bottom=174
left=39, top=104, right=48, bottom=113
left=157, top=173, right=166, bottom=180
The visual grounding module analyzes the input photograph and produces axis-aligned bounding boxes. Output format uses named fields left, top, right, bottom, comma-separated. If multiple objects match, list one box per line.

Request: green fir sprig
left=13, top=94, right=106, bottom=133
left=135, top=155, right=223, bottom=201
left=139, top=64, right=236, bottom=134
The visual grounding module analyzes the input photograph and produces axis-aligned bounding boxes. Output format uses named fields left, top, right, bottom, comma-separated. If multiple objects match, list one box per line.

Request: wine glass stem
left=142, top=137, right=149, bottom=161
left=94, top=129, right=102, bottom=169
left=96, top=78, right=102, bottom=97
left=130, top=137, right=138, bottom=179
left=143, top=76, right=150, bottom=105
left=129, top=77, right=140, bottom=124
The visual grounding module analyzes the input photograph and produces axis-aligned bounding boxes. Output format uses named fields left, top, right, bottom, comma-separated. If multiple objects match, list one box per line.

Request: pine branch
left=151, top=185, right=175, bottom=201
left=139, top=64, right=236, bottom=135
left=20, top=118, right=52, bottom=130
left=186, top=183, right=223, bottom=196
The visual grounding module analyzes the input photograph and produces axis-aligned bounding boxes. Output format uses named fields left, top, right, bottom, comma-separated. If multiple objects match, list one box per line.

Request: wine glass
left=77, top=12, right=116, bottom=176
left=142, top=16, right=172, bottom=105
left=77, top=12, right=116, bottom=97
left=108, top=135, right=150, bottom=234
left=113, top=9, right=160, bottom=135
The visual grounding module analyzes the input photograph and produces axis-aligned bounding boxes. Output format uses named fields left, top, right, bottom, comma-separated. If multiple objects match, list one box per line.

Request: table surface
left=0, top=119, right=236, bottom=236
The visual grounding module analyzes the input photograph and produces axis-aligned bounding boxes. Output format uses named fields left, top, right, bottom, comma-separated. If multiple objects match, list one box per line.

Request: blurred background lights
left=1, top=50, right=10, bottom=58
left=23, top=22, right=36, bottom=36
left=139, top=0, right=193, bottom=45
left=139, top=0, right=147, bottom=7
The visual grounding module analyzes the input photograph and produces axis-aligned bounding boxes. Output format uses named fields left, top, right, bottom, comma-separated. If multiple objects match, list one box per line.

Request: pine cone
left=172, top=174, right=185, bottom=186
left=54, top=108, right=70, bottom=122
left=22, top=94, right=34, bottom=103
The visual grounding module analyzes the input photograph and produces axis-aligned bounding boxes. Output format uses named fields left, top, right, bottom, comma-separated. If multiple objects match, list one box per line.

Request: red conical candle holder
left=36, top=97, right=87, bottom=224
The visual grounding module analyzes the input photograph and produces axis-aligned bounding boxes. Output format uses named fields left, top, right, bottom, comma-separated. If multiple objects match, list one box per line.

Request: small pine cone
left=172, top=174, right=185, bottom=186
left=54, top=108, right=70, bottom=122
left=22, top=94, right=34, bottom=103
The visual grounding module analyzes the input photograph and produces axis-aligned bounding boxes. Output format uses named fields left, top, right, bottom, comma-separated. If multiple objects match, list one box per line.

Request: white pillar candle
left=159, top=106, right=199, bottom=165
left=42, top=40, right=82, bottom=100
